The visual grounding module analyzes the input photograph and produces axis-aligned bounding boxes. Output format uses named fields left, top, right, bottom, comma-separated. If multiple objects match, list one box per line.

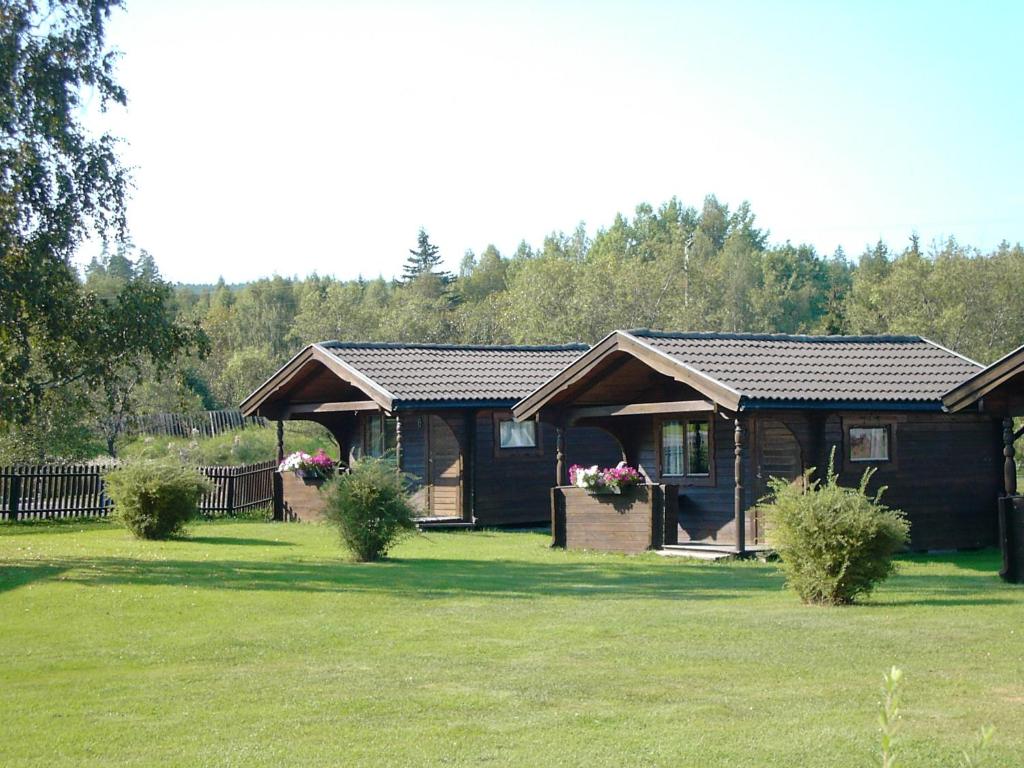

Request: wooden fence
left=0, top=460, right=277, bottom=521
left=122, top=409, right=268, bottom=439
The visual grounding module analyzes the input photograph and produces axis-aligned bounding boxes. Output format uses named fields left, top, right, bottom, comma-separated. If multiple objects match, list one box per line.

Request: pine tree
left=402, top=228, right=453, bottom=283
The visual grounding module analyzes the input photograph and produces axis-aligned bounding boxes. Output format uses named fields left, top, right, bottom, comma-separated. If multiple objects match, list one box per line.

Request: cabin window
left=499, top=419, right=537, bottom=449
left=366, top=413, right=398, bottom=459
left=849, top=426, right=890, bottom=462
left=661, top=417, right=711, bottom=478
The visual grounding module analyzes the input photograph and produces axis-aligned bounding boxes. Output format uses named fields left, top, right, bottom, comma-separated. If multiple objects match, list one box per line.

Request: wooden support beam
left=734, top=416, right=746, bottom=556
left=284, top=400, right=383, bottom=417
left=567, top=400, right=714, bottom=422
left=395, top=413, right=403, bottom=469
left=1004, top=417, right=1017, bottom=496
left=555, top=423, right=566, bottom=487
left=273, top=420, right=285, bottom=521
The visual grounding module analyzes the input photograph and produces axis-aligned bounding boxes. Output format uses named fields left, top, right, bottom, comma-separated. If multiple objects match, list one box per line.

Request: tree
left=0, top=0, right=206, bottom=422
left=402, top=228, right=452, bottom=283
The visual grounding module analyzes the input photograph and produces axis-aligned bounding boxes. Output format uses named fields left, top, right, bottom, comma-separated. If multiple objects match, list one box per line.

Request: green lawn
left=1, top=521, right=1021, bottom=767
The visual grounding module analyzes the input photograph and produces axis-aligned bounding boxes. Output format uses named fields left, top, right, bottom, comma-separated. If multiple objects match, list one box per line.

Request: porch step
left=657, top=545, right=738, bottom=561
left=415, top=516, right=476, bottom=530
left=658, top=543, right=775, bottom=561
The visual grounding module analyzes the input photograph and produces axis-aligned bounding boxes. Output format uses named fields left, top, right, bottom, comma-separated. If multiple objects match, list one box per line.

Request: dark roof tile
left=318, top=341, right=587, bottom=403
left=627, top=330, right=981, bottom=403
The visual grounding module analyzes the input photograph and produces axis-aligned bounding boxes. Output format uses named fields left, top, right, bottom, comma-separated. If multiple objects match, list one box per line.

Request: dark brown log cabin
left=240, top=342, right=621, bottom=526
left=513, top=330, right=1002, bottom=552
left=943, top=341, right=1024, bottom=580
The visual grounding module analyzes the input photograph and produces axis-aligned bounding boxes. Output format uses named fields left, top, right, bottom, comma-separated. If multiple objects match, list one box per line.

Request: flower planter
left=281, top=471, right=329, bottom=522
left=552, top=484, right=678, bottom=554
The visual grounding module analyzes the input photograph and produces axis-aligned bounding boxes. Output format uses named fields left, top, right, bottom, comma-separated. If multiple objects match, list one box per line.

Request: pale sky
left=82, top=0, right=1024, bottom=284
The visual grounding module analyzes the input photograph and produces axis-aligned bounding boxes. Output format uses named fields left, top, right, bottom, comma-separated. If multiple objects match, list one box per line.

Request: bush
left=104, top=460, right=213, bottom=539
left=762, top=453, right=909, bottom=605
left=322, top=457, right=416, bottom=561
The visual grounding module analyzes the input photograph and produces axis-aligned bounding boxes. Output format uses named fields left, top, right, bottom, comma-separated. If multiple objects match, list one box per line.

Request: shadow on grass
left=0, top=518, right=113, bottom=536
left=898, top=548, right=1002, bottom=573
left=0, top=562, right=69, bottom=593
left=185, top=535, right=294, bottom=547
left=1, top=554, right=787, bottom=601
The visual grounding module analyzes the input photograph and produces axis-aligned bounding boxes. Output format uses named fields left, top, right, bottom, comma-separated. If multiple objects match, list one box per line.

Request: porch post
left=555, top=421, right=567, bottom=487
left=273, top=419, right=285, bottom=521
left=734, top=415, right=746, bottom=556
left=395, top=412, right=403, bottom=470
left=1003, top=417, right=1017, bottom=496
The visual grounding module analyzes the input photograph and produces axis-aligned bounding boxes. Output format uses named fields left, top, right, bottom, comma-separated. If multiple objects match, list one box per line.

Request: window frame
left=842, top=416, right=899, bottom=472
left=363, top=412, right=398, bottom=460
left=493, top=412, right=544, bottom=458
left=656, top=415, right=715, bottom=487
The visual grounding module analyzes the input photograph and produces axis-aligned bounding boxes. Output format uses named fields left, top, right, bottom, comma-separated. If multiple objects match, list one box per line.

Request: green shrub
left=322, top=457, right=416, bottom=562
left=104, top=460, right=213, bottom=539
left=762, top=453, right=909, bottom=605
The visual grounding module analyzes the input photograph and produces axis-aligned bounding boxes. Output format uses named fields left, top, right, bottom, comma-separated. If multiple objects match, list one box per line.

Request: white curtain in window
left=849, top=427, right=889, bottom=461
left=662, top=420, right=685, bottom=475
left=500, top=420, right=536, bottom=448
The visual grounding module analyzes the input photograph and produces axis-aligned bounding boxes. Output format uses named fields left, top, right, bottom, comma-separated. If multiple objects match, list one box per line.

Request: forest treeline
left=7, top=195, right=1024, bottom=462
left=178, top=195, right=1024, bottom=411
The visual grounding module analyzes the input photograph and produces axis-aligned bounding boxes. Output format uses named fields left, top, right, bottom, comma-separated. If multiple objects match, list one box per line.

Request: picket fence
left=122, top=409, right=267, bottom=439
left=0, top=460, right=277, bottom=521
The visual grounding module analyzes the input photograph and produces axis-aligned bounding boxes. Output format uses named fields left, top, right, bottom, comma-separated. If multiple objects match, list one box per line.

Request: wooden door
left=428, top=416, right=462, bottom=519
left=754, top=418, right=804, bottom=543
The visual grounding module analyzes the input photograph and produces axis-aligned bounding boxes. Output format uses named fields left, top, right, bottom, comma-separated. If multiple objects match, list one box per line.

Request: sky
left=82, top=0, right=1024, bottom=284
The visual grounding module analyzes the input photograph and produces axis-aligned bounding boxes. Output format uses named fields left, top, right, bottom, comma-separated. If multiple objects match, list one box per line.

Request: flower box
left=569, top=462, right=644, bottom=495
left=553, top=483, right=679, bottom=554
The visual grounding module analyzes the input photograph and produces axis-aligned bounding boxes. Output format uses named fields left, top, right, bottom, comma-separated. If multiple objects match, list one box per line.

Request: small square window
left=849, top=426, right=890, bottom=462
left=499, top=420, right=536, bottom=449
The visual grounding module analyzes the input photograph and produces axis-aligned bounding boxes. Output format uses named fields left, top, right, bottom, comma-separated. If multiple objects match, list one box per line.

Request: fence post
left=8, top=471, right=20, bottom=522
left=226, top=471, right=236, bottom=516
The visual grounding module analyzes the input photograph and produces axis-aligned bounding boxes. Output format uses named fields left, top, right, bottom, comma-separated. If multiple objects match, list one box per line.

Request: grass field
left=1, top=520, right=1022, bottom=767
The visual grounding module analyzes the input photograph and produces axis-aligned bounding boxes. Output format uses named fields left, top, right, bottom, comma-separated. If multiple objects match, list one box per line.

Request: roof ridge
left=318, top=340, right=589, bottom=352
left=626, top=328, right=926, bottom=343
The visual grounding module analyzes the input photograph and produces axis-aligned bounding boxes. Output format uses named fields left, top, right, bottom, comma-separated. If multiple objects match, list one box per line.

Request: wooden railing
left=0, top=460, right=277, bottom=521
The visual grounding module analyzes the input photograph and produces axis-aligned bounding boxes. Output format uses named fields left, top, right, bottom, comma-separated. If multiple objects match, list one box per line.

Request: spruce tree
left=402, top=228, right=453, bottom=283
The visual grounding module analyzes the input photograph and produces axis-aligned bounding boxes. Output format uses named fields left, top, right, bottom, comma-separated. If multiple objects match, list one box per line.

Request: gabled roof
left=943, top=341, right=1024, bottom=412
left=240, top=341, right=589, bottom=416
left=316, top=341, right=589, bottom=404
left=513, top=329, right=983, bottom=418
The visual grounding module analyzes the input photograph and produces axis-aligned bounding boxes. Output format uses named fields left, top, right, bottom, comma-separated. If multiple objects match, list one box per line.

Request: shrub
left=762, top=452, right=909, bottom=605
left=104, top=460, right=213, bottom=539
left=322, top=457, right=416, bottom=561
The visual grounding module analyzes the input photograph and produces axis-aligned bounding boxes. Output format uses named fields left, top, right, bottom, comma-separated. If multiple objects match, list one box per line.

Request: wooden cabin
left=513, top=330, right=1002, bottom=553
left=943, top=342, right=1024, bottom=581
left=239, top=342, right=622, bottom=526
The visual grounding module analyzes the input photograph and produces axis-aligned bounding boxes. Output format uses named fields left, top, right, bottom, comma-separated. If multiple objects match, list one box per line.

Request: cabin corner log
left=998, top=496, right=1024, bottom=583
left=551, top=487, right=567, bottom=548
